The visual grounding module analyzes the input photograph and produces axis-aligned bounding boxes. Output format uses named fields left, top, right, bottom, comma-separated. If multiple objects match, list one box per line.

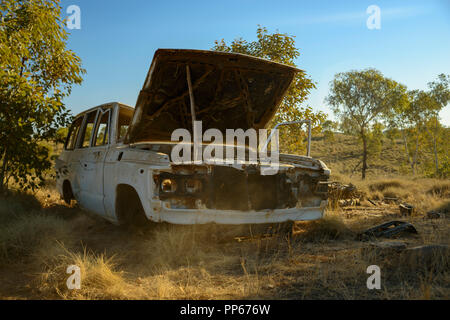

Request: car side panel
left=102, top=147, right=171, bottom=223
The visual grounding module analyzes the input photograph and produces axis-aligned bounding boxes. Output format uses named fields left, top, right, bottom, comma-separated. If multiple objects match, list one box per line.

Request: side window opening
left=93, top=110, right=110, bottom=147
left=117, top=106, right=133, bottom=142
left=79, top=110, right=98, bottom=148
left=65, top=117, right=83, bottom=150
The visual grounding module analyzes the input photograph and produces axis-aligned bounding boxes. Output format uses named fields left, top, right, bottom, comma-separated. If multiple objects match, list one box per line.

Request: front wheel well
left=115, top=184, right=149, bottom=227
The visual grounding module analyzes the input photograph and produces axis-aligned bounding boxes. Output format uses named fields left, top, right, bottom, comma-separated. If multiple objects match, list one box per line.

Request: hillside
left=311, top=133, right=410, bottom=179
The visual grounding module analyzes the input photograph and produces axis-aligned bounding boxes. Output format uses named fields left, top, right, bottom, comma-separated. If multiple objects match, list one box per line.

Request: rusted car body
left=55, top=49, right=330, bottom=225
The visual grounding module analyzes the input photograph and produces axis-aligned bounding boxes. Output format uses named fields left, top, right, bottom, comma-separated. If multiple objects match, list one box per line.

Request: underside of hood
left=126, top=49, right=299, bottom=143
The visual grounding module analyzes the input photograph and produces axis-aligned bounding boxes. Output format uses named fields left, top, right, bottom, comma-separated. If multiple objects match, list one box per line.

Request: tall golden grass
left=0, top=174, right=448, bottom=300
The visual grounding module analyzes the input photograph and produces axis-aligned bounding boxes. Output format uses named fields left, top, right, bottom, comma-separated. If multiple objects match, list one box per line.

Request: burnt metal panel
left=126, top=49, right=299, bottom=143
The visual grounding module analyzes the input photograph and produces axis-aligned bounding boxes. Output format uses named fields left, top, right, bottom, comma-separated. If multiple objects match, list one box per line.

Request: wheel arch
left=115, top=183, right=149, bottom=226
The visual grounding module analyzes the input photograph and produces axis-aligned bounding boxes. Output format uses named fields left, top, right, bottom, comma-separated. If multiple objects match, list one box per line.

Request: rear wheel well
left=115, top=184, right=150, bottom=227
left=62, top=180, right=74, bottom=204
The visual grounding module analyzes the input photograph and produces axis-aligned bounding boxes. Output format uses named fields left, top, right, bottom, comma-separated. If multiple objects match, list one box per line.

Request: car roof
left=73, top=102, right=134, bottom=119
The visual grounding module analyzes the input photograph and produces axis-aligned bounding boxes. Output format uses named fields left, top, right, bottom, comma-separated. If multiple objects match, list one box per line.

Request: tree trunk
left=0, top=148, right=8, bottom=194
left=433, top=117, right=439, bottom=175
left=424, top=119, right=440, bottom=176
left=361, top=131, right=368, bottom=180
left=401, top=129, right=413, bottom=172
left=412, top=132, right=420, bottom=176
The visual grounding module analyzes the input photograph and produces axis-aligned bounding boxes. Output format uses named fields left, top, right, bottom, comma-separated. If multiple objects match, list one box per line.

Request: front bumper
left=153, top=200, right=327, bottom=225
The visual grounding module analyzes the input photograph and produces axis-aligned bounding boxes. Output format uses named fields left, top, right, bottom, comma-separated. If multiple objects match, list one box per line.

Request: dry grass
left=37, top=246, right=146, bottom=299
left=311, top=133, right=407, bottom=178
left=293, top=212, right=355, bottom=242
left=352, top=177, right=450, bottom=214
left=0, top=165, right=448, bottom=300
left=0, top=214, right=73, bottom=263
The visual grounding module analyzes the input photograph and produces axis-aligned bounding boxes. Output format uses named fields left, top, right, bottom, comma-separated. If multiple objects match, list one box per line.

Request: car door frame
left=75, top=106, right=112, bottom=216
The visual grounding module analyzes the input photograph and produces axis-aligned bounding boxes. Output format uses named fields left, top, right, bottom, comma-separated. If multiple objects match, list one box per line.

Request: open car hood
left=126, top=49, right=300, bottom=143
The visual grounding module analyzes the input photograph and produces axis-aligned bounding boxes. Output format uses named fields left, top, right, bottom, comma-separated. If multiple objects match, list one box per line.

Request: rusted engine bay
left=154, top=165, right=328, bottom=211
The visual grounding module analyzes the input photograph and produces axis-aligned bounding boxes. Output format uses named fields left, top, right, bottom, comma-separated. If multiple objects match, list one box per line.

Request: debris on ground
left=399, top=203, right=415, bottom=216
left=426, top=209, right=448, bottom=219
left=328, top=182, right=362, bottom=206
left=343, top=207, right=391, bottom=211
left=383, top=197, right=399, bottom=204
left=357, top=220, right=418, bottom=240
left=427, top=211, right=442, bottom=219
left=338, top=199, right=360, bottom=206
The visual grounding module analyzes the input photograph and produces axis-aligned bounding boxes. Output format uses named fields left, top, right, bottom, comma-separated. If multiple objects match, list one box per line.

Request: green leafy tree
left=386, top=75, right=449, bottom=177
left=55, top=127, right=69, bottom=144
left=385, top=127, right=400, bottom=145
left=326, top=69, right=407, bottom=179
left=404, top=90, right=437, bottom=175
left=212, top=26, right=325, bottom=154
left=0, top=0, right=85, bottom=192
left=422, top=118, right=449, bottom=178
left=426, top=74, right=450, bottom=176
left=321, top=119, right=338, bottom=142
left=367, top=122, right=384, bottom=158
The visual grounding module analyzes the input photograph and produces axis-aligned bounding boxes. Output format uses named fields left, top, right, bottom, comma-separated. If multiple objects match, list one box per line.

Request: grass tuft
left=293, top=213, right=354, bottom=242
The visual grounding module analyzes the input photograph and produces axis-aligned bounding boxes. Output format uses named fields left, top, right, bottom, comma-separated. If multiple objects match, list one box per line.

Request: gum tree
left=0, top=0, right=85, bottom=192
left=212, top=26, right=326, bottom=154
left=404, top=90, right=436, bottom=175
left=326, top=69, right=407, bottom=179
left=426, top=74, right=450, bottom=176
left=387, top=75, right=449, bottom=176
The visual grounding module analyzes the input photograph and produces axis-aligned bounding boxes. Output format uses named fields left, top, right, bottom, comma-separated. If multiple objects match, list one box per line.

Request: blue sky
left=60, top=0, right=450, bottom=125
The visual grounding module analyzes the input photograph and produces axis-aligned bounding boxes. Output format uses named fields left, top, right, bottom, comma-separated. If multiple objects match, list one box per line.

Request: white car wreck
left=55, top=49, right=330, bottom=227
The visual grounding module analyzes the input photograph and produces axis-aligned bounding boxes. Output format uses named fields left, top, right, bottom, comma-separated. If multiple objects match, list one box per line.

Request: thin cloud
left=285, top=6, right=432, bottom=26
